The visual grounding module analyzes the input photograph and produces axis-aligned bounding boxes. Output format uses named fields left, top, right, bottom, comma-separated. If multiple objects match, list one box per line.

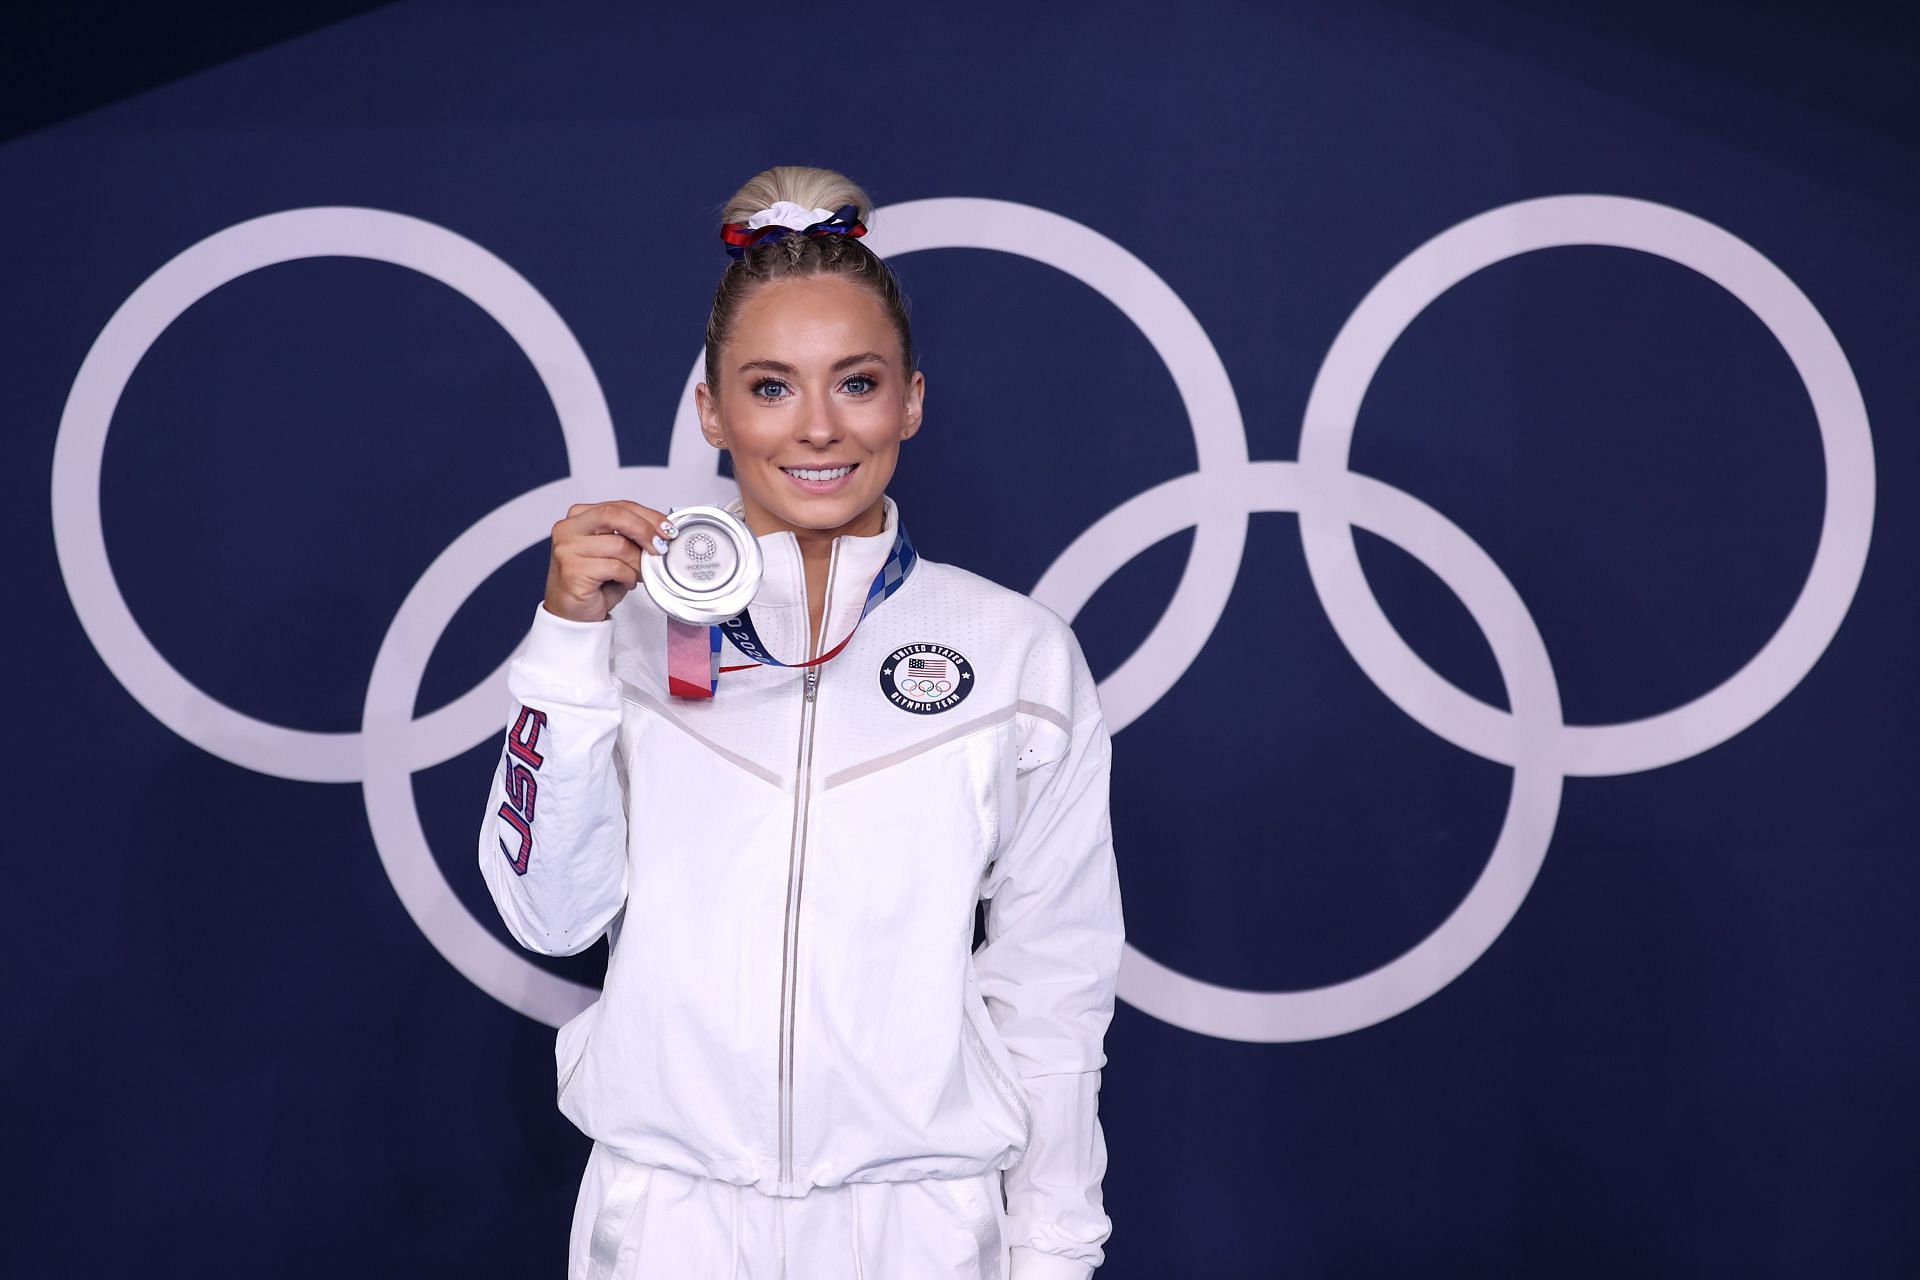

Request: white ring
left=50, top=206, right=621, bottom=782
left=1296, top=195, right=1875, bottom=777
left=1040, top=463, right=1565, bottom=1041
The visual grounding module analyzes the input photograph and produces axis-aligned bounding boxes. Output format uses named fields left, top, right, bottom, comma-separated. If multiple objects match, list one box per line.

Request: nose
left=797, top=390, right=840, bottom=448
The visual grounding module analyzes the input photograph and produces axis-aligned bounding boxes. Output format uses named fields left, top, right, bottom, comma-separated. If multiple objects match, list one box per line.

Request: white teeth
left=783, top=465, right=854, bottom=481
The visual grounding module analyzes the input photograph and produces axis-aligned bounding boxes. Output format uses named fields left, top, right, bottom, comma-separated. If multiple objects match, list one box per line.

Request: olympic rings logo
left=49, top=196, right=1875, bottom=1042
left=901, top=680, right=953, bottom=696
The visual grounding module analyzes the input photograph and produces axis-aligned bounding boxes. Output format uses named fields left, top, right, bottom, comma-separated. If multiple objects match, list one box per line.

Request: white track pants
left=569, top=1142, right=1013, bottom=1279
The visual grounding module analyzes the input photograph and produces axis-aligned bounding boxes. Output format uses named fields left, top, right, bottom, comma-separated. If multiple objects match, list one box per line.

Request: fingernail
left=660, top=519, right=677, bottom=537
left=651, top=535, right=669, bottom=554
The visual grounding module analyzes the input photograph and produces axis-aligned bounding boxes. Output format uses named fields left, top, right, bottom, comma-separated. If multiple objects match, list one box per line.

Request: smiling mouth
left=780, top=463, right=859, bottom=481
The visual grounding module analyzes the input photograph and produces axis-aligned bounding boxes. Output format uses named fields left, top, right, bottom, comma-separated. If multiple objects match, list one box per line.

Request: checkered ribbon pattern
left=666, top=518, right=918, bottom=699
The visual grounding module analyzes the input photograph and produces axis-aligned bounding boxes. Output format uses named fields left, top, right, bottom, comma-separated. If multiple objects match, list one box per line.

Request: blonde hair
left=704, top=164, right=916, bottom=392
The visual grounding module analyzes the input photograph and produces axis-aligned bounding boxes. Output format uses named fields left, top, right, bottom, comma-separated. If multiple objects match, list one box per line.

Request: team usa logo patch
left=881, top=643, right=975, bottom=715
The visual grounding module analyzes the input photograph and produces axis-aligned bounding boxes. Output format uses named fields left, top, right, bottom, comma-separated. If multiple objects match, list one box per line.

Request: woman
left=478, top=165, right=1124, bottom=1279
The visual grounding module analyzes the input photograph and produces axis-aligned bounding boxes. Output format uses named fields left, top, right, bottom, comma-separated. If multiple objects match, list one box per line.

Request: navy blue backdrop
left=5, top=2, right=1916, bottom=1275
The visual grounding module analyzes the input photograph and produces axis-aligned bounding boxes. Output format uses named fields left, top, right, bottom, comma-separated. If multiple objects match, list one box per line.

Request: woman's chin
left=744, top=488, right=877, bottom=535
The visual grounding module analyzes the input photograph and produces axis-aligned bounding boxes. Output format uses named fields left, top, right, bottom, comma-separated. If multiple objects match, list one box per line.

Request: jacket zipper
left=779, top=541, right=836, bottom=1188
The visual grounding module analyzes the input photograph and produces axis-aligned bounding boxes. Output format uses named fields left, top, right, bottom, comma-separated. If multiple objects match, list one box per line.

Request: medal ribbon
left=666, top=518, right=918, bottom=699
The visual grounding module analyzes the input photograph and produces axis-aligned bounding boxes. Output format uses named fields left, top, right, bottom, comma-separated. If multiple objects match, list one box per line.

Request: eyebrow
left=737, top=351, right=889, bottom=375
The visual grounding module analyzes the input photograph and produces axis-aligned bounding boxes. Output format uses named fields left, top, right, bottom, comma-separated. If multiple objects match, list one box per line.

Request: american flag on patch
left=906, top=657, right=949, bottom=677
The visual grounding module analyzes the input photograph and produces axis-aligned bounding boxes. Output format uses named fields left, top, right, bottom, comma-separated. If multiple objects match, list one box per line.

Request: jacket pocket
left=961, top=968, right=1033, bottom=1157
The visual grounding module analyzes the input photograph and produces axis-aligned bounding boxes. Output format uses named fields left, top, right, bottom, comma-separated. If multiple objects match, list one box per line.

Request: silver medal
left=640, top=504, right=763, bottom=625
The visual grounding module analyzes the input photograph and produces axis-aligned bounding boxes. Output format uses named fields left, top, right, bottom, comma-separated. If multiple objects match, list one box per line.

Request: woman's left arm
left=975, top=623, right=1126, bottom=1279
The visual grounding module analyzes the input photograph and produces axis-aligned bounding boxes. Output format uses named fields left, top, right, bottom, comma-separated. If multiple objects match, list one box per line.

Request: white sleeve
left=475, top=601, right=631, bottom=957
left=975, top=637, right=1126, bottom=1279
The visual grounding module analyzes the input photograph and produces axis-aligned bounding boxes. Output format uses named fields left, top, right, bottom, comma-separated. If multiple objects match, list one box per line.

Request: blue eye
left=749, top=374, right=876, bottom=401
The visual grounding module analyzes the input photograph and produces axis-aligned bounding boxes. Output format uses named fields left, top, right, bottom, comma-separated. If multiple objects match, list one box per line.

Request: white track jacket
left=477, top=494, right=1125, bottom=1279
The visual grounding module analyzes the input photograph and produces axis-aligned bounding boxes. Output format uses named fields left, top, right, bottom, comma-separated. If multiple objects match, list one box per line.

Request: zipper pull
left=804, top=666, right=819, bottom=702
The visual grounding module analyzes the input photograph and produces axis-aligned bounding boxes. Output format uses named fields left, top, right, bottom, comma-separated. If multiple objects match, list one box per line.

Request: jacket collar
left=723, top=493, right=903, bottom=660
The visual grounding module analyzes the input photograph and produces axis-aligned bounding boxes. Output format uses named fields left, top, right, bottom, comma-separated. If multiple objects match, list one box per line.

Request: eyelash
left=750, top=373, right=878, bottom=402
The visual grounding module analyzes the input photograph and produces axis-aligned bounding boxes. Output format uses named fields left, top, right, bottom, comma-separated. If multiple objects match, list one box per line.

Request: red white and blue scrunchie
left=721, top=200, right=868, bottom=259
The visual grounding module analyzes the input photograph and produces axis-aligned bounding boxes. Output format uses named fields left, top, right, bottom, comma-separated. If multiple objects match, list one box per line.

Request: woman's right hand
left=543, top=500, right=678, bottom=623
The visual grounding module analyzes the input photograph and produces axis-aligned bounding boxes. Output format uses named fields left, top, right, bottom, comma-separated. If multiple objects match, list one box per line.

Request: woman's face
left=696, top=273, right=924, bottom=544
